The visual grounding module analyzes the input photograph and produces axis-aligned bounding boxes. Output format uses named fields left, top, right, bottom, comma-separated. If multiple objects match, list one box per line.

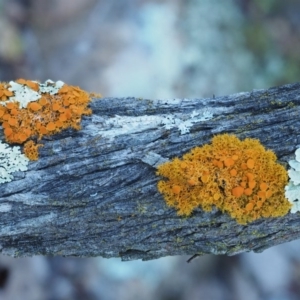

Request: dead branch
left=0, top=82, right=299, bottom=261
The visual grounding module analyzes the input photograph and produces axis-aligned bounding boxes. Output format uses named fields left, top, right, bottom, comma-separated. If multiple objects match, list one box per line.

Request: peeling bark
left=0, top=82, right=299, bottom=261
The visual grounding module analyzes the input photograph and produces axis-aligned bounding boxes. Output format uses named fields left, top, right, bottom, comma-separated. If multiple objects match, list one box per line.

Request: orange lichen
left=0, top=79, right=95, bottom=160
left=246, top=158, right=255, bottom=169
left=232, top=186, right=244, bottom=197
left=156, top=134, right=291, bottom=224
left=29, top=102, right=42, bottom=111
left=23, top=140, right=43, bottom=161
left=172, top=185, right=181, bottom=194
left=16, top=79, right=39, bottom=91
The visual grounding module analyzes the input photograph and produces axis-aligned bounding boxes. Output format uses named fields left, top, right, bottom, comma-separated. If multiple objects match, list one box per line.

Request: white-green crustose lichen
left=6, top=81, right=41, bottom=108
left=39, top=80, right=64, bottom=95
left=2, top=80, right=65, bottom=109
left=285, top=148, right=300, bottom=213
left=0, top=141, right=29, bottom=183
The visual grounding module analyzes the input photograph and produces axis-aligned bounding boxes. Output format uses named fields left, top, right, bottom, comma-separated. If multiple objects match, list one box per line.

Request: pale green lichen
left=0, top=141, right=29, bottom=183
left=285, top=148, right=300, bottom=213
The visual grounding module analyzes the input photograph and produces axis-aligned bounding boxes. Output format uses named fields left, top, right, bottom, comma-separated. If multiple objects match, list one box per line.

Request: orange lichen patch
left=156, top=134, right=291, bottom=224
left=245, top=202, right=254, bottom=211
left=172, top=185, right=181, bottom=194
left=219, top=161, right=224, bottom=168
left=224, top=157, right=235, bottom=167
left=260, top=182, right=268, bottom=191
left=16, top=79, right=39, bottom=91
left=232, top=186, right=244, bottom=197
left=244, top=188, right=253, bottom=196
left=3, top=90, right=13, bottom=97
left=201, top=174, right=209, bottom=183
left=246, top=172, right=254, bottom=181
left=2, top=114, right=10, bottom=120
left=4, top=127, right=13, bottom=136
left=188, top=178, right=197, bottom=186
left=248, top=180, right=256, bottom=189
left=8, top=117, right=18, bottom=126
left=230, top=169, right=237, bottom=176
left=246, top=158, right=255, bottom=169
left=0, top=82, right=12, bottom=101
left=17, top=132, right=29, bottom=142
left=28, top=102, right=42, bottom=111
left=52, top=102, right=61, bottom=111
left=256, top=201, right=263, bottom=208
left=23, top=140, right=43, bottom=161
left=240, top=181, right=247, bottom=188
left=213, top=193, right=221, bottom=201
left=266, top=190, right=273, bottom=198
left=0, top=79, right=95, bottom=160
left=6, top=102, right=16, bottom=110
left=46, top=122, right=56, bottom=131
left=39, top=97, right=48, bottom=106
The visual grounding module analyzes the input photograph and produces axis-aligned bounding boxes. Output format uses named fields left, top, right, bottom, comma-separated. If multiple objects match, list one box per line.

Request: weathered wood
left=0, top=82, right=299, bottom=261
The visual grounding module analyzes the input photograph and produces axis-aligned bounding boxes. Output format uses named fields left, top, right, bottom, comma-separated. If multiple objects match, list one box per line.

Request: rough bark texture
left=0, top=82, right=299, bottom=261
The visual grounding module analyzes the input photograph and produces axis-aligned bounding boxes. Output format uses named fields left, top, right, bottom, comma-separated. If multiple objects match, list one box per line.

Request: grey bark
left=0, top=82, right=300, bottom=261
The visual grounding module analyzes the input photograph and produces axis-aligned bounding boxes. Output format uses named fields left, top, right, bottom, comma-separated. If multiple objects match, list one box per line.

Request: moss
left=156, top=134, right=291, bottom=224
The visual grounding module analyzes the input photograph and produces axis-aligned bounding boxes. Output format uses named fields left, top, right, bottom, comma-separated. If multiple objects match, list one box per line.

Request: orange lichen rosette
left=156, top=134, right=291, bottom=224
left=0, top=80, right=94, bottom=160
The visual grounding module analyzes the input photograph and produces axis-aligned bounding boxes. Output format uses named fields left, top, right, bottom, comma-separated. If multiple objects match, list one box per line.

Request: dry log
left=0, top=82, right=299, bottom=261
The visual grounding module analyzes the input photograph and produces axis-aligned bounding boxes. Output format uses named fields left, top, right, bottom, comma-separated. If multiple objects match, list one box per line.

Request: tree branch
left=0, top=82, right=299, bottom=261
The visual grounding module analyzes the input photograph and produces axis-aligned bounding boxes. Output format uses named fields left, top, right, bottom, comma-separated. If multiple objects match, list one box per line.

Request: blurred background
left=0, top=0, right=300, bottom=299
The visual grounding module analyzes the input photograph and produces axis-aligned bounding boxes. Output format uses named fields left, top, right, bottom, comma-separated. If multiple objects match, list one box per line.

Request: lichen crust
left=285, top=148, right=300, bottom=213
left=0, top=141, right=29, bottom=183
left=156, top=134, right=291, bottom=224
left=0, top=79, right=94, bottom=161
